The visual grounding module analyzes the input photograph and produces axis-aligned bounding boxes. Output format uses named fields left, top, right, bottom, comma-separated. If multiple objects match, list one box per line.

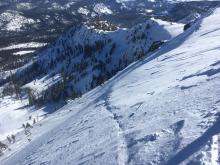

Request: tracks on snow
left=103, top=94, right=128, bottom=165
left=210, top=134, right=219, bottom=165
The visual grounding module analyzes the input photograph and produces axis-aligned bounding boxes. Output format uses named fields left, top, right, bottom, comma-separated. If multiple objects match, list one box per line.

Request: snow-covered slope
left=0, top=18, right=183, bottom=143
left=0, top=96, right=46, bottom=141
left=13, top=18, right=183, bottom=104
left=1, top=6, right=220, bottom=165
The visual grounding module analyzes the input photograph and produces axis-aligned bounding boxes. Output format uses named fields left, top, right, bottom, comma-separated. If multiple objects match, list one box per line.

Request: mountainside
left=11, top=18, right=183, bottom=104
left=0, top=18, right=183, bottom=141
left=0, top=0, right=219, bottom=71
left=1, top=6, right=220, bottom=165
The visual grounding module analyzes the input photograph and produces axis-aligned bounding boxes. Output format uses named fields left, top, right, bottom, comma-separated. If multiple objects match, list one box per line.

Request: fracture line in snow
left=211, top=135, right=219, bottom=165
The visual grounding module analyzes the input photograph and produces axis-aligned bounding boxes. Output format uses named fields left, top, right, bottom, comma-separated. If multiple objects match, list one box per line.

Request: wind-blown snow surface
left=2, top=7, right=220, bottom=165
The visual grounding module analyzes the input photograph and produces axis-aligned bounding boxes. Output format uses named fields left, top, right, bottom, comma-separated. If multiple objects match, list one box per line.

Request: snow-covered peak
left=93, top=3, right=113, bottom=15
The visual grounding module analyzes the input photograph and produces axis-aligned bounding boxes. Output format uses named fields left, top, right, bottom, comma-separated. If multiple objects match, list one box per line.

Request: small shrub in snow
left=149, top=41, right=164, bottom=52
left=184, top=23, right=191, bottom=31
left=0, top=141, right=8, bottom=151
left=26, top=88, right=37, bottom=105
left=26, top=122, right=33, bottom=129
left=0, top=150, right=3, bottom=156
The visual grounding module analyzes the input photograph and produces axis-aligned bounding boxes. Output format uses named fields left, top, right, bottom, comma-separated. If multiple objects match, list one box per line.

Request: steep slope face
left=1, top=7, right=220, bottom=165
left=13, top=19, right=183, bottom=103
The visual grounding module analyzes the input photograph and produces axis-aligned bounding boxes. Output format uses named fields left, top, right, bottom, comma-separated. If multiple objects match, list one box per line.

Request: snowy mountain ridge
left=1, top=6, right=220, bottom=165
left=0, top=0, right=219, bottom=72
left=10, top=18, right=183, bottom=104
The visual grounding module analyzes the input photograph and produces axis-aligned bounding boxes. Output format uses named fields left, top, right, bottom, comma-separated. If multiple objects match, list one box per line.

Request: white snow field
left=0, top=11, right=35, bottom=31
left=1, top=7, right=220, bottom=165
left=0, top=96, right=46, bottom=141
left=0, top=42, right=47, bottom=51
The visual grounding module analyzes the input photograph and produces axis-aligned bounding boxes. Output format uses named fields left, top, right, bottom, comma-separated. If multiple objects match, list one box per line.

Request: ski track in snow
left=103, top=94, right=128, bottom=165
left=211, top=134, right=219, bottom=165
